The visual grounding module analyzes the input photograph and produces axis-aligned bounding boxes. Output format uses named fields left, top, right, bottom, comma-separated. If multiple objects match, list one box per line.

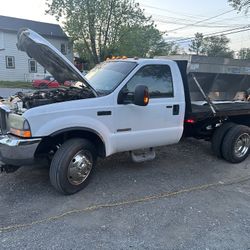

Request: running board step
left=130, top=148, right=156, bottom=163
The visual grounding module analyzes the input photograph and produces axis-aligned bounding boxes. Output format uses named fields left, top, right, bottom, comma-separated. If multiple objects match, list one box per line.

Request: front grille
left=0, top=107, right=9, bottom=135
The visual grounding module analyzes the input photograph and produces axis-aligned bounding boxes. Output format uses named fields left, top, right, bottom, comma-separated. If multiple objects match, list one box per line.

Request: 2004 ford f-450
left=0, top=29, right=250, bottom=194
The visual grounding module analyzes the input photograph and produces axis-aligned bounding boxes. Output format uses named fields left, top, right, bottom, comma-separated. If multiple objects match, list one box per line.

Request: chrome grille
left=0, top=106, right=9, bottom=135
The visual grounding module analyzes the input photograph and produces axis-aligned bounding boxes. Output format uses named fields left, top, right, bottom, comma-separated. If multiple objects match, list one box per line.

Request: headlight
left=8, top=114, right=31, bottom=138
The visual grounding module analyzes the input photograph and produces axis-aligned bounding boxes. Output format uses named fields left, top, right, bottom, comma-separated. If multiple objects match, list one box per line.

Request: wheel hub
left=67, top=150, right=93, bottom=185
left=234, top=133, right=250, bottom=158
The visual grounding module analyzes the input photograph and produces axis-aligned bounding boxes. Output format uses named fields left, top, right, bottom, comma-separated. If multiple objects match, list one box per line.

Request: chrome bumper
left=0, top=134, right=42, bottom=166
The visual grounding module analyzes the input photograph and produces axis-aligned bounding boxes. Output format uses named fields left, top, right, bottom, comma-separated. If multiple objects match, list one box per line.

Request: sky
left=0, top=0, right=249, bottom=52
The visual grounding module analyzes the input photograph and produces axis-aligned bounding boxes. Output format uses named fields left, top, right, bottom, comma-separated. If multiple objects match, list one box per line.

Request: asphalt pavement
left=0, top=139, right=250, bottom=249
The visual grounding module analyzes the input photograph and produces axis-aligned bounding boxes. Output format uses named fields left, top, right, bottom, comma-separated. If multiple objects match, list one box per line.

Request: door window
left=125, top=65, right=174, bottom=98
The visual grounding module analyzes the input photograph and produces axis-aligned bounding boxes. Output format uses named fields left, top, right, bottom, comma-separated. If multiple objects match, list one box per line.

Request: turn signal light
left=144, top=90, right=149, bottom=105
left=10, top=128, right=32, bottom=138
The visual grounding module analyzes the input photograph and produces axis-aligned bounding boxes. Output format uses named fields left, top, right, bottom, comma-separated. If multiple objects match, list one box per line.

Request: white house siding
left=0, top=31, right=73, bottom=82
left=0, top=31, right=4, bottom=49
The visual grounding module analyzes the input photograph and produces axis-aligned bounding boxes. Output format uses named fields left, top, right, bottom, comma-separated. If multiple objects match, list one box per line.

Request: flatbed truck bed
left=191, top=102, right=250, bottom=120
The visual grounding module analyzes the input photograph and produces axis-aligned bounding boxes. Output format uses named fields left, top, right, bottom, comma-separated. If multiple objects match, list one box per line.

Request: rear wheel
left=211, top=122, right=235, bottom=158
left=49, top=138, right=97, bottom=194
left=221, top=125, right=250, bottom=163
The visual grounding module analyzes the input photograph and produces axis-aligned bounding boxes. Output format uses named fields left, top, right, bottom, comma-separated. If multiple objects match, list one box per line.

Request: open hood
left=16, top=28, right=97, bottom=96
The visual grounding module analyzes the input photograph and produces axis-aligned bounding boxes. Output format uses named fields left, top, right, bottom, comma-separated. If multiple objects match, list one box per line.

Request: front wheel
left=221, top=125, right=250, bottom=163
left=49, top=138, right=97, bottom=194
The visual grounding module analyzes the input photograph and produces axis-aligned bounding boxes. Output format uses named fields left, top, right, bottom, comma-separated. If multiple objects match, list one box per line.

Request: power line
left=207, top=13, right=250, bottom=25
left=141, top=3, right=208, bottom=19
left=146, top=11, right=249, bottom=28
left=151, top=16, right=244, bottom=28
left=167, top=9, right=236, bottom=33
left=175, top=29, right=250, bottom=44
left=168, top=27, right=245, bottom=42
left=168, top=26, right=250, bottom=44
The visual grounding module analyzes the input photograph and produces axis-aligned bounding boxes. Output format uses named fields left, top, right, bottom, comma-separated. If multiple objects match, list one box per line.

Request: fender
left=28, top=115, right=114, bottom=156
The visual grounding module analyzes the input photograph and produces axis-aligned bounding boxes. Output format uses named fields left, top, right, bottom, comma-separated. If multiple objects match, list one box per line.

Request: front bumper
left=0, top=134, right=42, bottom=166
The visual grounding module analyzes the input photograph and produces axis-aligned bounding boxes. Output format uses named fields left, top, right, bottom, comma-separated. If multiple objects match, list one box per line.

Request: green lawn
left=0, top=81, right=33, bottom=89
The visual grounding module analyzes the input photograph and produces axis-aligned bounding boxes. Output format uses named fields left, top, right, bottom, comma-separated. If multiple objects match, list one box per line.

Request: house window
left=6, top=56, right=15, bottom=69
left=61, top=43, right=66, bottom=55
left=29, top=59, right=37, bottom=73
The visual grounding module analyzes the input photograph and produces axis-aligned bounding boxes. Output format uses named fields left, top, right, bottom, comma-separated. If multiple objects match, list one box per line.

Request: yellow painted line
left=1, top=175, right=250, bottom=233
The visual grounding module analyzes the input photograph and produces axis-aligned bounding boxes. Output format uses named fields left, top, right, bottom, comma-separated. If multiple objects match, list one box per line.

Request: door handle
left=173, top=105, right=180, bottom=115
left=166, top=105, right=173, bottom=109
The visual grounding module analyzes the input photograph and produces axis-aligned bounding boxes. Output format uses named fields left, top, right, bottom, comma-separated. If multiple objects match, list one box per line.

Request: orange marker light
left=144, top=89, right=149, bottom=105
left=10, top=128, right=32, bottom=138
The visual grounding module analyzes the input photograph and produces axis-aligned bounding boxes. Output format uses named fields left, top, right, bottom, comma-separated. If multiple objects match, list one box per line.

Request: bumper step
left=130, top=148, right=156, bottom=163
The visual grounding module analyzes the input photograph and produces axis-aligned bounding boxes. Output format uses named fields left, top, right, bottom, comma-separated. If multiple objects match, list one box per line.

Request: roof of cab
left=107, top=57, right=174, bottom=65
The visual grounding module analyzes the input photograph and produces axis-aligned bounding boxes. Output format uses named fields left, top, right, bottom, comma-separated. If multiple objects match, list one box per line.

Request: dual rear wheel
left=212, top=123, right=250, bottom=163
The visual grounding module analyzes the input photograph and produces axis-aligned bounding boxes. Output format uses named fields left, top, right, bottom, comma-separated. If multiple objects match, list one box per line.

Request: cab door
left=112, top=62, right=185, bottom=153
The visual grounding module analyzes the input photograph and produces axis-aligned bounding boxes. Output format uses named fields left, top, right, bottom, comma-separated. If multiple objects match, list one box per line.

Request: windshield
left=85, top=61, right=137, bottom=95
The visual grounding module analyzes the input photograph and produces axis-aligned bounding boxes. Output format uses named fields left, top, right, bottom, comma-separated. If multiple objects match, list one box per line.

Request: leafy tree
left=110, top=24, right=162, bottom=57
left=46, top=0, right=163, bottom=64
left=204, top=35, right=234, bottom=58
left=189, top=33, right=206, bottom=55
left=228, top=0, right=250, bottom=13
left=150, top=40, right=179, bottom=57
left=189, top=33, right=234, bottom=58
left=238, top=48, right=250, bottom=59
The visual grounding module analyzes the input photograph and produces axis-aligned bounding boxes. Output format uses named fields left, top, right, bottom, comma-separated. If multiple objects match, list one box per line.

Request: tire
left=211, top=122, right=235, bottom=158
left=221, top=125, right=250, bottom=163
left=49, top=138, right=97, bottom=195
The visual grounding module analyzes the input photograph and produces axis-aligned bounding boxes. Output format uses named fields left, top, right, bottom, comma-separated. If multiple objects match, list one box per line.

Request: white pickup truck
left=0, top=29, right=250, bottom=194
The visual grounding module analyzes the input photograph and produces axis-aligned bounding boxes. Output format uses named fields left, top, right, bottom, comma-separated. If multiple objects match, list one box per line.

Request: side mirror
left=134, top=85, right=149, bottom=106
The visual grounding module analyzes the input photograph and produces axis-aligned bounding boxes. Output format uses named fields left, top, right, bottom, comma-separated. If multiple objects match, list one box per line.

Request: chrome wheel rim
left=234, top=133, right=250, bottom=158
left=67, top=150, right=93, bottom=185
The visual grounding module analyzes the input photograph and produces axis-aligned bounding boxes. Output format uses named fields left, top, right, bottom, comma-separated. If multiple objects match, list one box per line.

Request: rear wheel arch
left=211, top=122, right=235, bottom=158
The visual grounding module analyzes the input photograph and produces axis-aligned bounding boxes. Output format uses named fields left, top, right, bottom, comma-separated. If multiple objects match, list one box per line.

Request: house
left=0, top=15, right=73, bottom=82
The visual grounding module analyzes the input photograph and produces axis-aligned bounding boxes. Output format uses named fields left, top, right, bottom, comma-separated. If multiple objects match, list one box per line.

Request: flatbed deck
left=191, top=102, right=250, bottom=119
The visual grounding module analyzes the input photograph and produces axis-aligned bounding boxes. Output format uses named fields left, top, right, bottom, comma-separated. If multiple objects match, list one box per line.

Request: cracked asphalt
left=1, top=138, right=250, bottom=250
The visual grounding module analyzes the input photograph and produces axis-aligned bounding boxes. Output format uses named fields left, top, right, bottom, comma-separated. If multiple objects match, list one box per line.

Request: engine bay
left=0, top=86, right=95, bottom=113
